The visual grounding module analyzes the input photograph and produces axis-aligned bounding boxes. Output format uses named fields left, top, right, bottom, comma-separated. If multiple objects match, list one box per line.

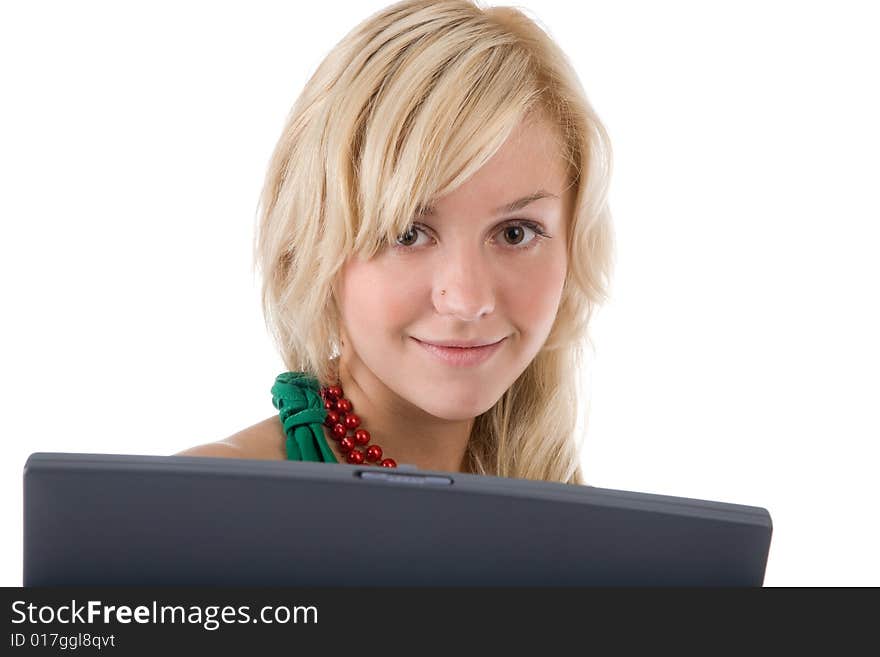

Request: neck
left=328, top=354, right=473, bottom=473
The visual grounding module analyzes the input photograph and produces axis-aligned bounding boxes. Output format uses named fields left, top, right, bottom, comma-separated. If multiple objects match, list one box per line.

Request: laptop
left=23, top=452, right=772, bottom=586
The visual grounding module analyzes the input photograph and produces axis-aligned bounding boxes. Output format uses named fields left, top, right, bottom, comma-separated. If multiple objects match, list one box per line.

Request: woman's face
left=337, top=116, right=573, bottom=421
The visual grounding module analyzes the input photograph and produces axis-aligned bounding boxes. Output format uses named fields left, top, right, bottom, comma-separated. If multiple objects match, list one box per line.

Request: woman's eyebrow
left=415, top=190, right=558, bottom=217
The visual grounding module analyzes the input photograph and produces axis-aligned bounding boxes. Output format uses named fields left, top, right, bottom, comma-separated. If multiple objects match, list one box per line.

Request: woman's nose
left=432, top=250, right=495, bottom=321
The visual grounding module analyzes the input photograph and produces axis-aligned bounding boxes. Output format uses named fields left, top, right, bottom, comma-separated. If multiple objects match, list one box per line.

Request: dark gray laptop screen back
left=23, top=453, right=772, bottom=586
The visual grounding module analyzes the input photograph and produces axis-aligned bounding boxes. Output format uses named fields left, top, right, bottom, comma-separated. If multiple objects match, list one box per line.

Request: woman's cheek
left=510, top=252, right=567, bottom=333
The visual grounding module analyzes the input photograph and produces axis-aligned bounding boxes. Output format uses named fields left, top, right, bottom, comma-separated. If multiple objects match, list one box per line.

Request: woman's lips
left=412, top=337, right=507, bottom=367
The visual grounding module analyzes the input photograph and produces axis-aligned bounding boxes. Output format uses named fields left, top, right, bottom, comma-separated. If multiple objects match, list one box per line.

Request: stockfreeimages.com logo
left=11, top=600, right=317, bottom=631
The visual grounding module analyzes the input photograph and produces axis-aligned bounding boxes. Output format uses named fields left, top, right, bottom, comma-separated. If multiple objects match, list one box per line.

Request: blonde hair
left=254, top=0, right=614, bottom=485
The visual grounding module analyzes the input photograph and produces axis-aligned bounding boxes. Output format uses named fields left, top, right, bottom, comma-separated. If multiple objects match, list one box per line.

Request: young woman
left=177, top=0, right=614, bottom=485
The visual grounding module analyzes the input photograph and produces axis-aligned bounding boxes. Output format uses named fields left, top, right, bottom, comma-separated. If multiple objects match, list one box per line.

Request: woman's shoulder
left=174, top=369, right=327, bottom=461
left=223, top=415, right=288, bottom=459
left=174, top=416, right=287, bottom=460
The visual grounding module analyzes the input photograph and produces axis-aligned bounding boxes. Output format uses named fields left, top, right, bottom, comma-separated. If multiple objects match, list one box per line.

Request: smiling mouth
left=411, top=337, right=507, bottom=367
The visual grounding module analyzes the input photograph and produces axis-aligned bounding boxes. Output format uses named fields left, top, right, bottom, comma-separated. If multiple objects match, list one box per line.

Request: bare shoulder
left=174, top=416, right=287, bottom=461
left=223, top=416, right=287, bottom=460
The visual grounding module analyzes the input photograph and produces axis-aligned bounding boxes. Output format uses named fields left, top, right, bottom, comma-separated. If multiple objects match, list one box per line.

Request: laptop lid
left=23, top=452, right=772, bottom=586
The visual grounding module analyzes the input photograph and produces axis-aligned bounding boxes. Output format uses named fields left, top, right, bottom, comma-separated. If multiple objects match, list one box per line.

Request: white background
left=1, top=0, right=877, bottom=586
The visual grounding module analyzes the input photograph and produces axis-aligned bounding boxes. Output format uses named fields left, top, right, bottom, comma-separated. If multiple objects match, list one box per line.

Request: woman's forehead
left=415, top=190, right=560, bottom=219
left=421, top=121, right=569, bottom=219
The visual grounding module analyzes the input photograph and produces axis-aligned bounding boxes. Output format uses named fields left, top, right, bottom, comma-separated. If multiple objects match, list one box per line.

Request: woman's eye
left=496, top=222, right=545, bottom=248
left=501, top=224, right=528, bottom=246
left=395, top=225, right=428, bottom=247
left=393, top=221, right=547, bottom=250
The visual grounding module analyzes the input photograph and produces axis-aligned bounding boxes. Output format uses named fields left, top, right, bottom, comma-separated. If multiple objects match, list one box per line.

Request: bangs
left=346, top=28, right=556, bottom=258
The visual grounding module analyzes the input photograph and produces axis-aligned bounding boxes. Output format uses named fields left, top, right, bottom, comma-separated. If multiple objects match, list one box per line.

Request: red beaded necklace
left=320, top=383, right=397, bottom=468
